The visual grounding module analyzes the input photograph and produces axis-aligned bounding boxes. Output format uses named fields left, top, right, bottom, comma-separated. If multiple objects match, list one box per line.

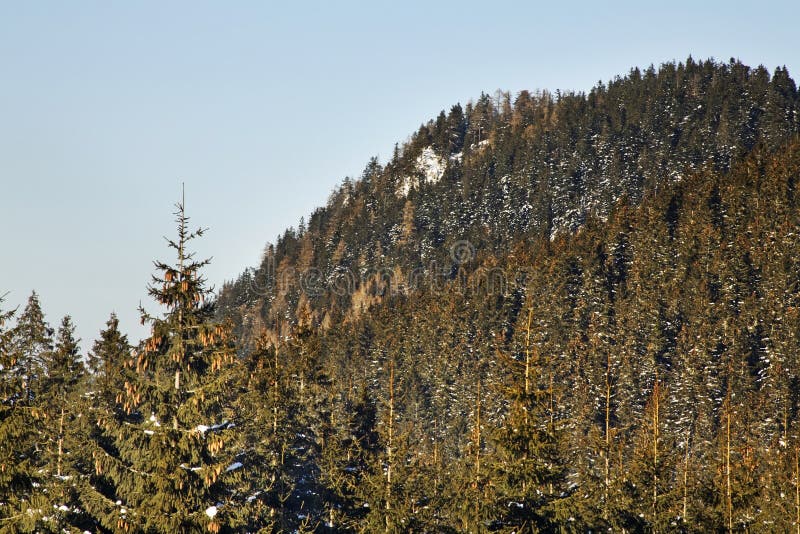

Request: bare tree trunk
left=385, top=358, right=395, bottom=532
left=652, top=373, right=659, bottom=531
left=604, top=346, right=612, bottom=522
left=173, top=369, right=180, bottom=430
left=273, top=348, right=279, bottom=434
left=726, top=391, right=733, bottom=534
left=795, top=445, right=799, bottom=534
left=57, top=404, right=65, bottom=478
left=683, top=427, right=691, bottom=525
left=475, top=377, right=482, bottom=520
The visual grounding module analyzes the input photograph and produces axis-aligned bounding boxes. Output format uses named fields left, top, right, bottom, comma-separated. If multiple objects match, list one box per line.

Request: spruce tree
left=86, top=199, right=239, bottom=533
left=0, top=296, right=48, bottom=532
left=12, top=292, right=53, bottom=404
left=489, top=308, right=569, bottom=532
left=37, top=316, right=88, bottom=532
left=226, top=333, right=295, bottom=531
left=78, top=312, right=137, bottom=533
left=0, top=292, right=54, bottom=531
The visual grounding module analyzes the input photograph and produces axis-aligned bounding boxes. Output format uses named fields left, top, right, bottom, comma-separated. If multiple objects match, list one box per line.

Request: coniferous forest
left=4, top=57, right=800, bottom=532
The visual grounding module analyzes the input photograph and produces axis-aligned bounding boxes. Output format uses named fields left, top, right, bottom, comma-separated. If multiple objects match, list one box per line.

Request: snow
left=469, top=139, right=490, bottom=151
left=196, top=421, right=231, bottom=435
left=180, top=463, right=203, bottom=471
left=210, top=421, right=231, bottom=431
left=205, top=506, right=217, bottom=518
left=416, top=147, right=445, bottom=184
left=397, top=175, right=415, bottom=197
left=143, top=429, right=154, bottom=435
left=396, top=146, right=447, bottom=197
left=225, top=462, right=243, bottom=472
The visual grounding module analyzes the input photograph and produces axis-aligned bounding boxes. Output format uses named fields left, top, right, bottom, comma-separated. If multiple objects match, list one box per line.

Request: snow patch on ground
left=417, top=147, right=445, bottom=184
left=396, top=147, right=446, bottom=197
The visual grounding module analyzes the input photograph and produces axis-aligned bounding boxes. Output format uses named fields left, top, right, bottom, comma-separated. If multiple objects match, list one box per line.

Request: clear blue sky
left=1, top=0, right=797, bottom=350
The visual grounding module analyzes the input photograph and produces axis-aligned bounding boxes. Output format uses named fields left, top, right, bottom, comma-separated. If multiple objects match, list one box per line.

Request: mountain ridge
left=218, top=57, right=800, bottom=349
left=6, top=56, right=800, bottom=532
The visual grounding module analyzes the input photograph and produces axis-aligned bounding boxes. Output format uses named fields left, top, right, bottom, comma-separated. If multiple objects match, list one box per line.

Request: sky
left=1, top=0, right=798, bottom=350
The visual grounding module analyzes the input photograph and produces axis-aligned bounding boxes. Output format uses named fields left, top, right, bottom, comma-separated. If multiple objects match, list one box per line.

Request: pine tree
left=0, top=292, right=54, bottom=531
left=0, top=296, right=48, bottom=532
left=37, top=316, right=88, bottom=532
left=78, top=312, right=138, bottom=532
left=87, top=313, right=129, bottom=380
left=12, top=292, right=53, bottom=405
left=226, top=332, right=296, bottom=532
left=318, top=384, right=380, bottom=531
left=85, top=198, right=239, bottom=533
left=489, top=308, right=569, bottom=532
left=84, top=313, right=137, bottom=427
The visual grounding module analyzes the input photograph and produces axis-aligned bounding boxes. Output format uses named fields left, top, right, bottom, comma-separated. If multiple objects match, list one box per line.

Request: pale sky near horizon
left=1, top=0, right=798, bottom=350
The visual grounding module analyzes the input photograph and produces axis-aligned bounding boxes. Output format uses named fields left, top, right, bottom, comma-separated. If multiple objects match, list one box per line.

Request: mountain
left=218, top=57, right=799, bottom=350
left=205, top=57, right=800, bottom=530
left=4, top=57, right=800, bottom=532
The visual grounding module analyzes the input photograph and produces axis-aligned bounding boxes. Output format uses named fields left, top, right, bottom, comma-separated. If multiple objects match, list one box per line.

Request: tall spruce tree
left=86, top=198, right=239, bottom=533
left=0, top=296, right=47, bottom=532
left=0, top=292, right=54, bottom=531
left=37, top=316, right=88, bottom=532
left=226, top=333, right=296, bottom=532
left=12, top=292, right=53, bottom=405
left=79, top=312, right=139, bottom=533
left=490, top=308, right=569, bottom=532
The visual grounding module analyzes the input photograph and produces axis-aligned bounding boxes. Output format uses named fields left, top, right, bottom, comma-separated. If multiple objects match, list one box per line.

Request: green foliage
left=8, top=59, right=800, bottom=532
left=81, top=200, right=240, bottom=533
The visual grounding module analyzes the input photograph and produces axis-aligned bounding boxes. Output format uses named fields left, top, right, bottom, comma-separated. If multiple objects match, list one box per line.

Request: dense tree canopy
left=2, top=58, right=800, bottom=532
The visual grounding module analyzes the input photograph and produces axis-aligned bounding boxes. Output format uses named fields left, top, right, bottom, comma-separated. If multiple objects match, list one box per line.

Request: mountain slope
left=219, top=57, right=799, bottom=348
left=206, top=58, right=800, bottom=530
left=5, top=57, right=800, bottom=532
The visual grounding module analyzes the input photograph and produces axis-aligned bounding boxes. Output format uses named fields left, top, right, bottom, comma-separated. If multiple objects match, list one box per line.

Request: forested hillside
left=217, top=57, right=799, bottom=352
left=3, top=57, right=800, bottom=532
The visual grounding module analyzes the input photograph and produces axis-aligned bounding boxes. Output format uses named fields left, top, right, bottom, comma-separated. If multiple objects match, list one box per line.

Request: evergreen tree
left=78, top=312, right=138, bottom=533
left=0, top=292, right=55, bottom=531
left=0, top=296, right=48, bottom=532
left=227, top=333, right=297, bottom=532
left=84, top=199, right=239, bottom=533
left=37, top=316, right=88, bottom=532
left=12, top=292, right=53, bottom=404
left=490, top=308, right=570, bottom=532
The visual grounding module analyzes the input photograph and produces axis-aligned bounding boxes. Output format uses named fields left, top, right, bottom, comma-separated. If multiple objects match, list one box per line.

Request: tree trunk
left=726, top=392, right=733, bottom=534
left=57, top=404, right=65, bottom=478
left=652, top=370, right=659, bottom=530
left=385, top=358, right=395, bottom=532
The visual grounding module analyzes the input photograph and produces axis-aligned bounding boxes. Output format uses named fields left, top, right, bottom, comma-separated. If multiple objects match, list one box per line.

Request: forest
left=3, top=57, right=800, bottom=532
